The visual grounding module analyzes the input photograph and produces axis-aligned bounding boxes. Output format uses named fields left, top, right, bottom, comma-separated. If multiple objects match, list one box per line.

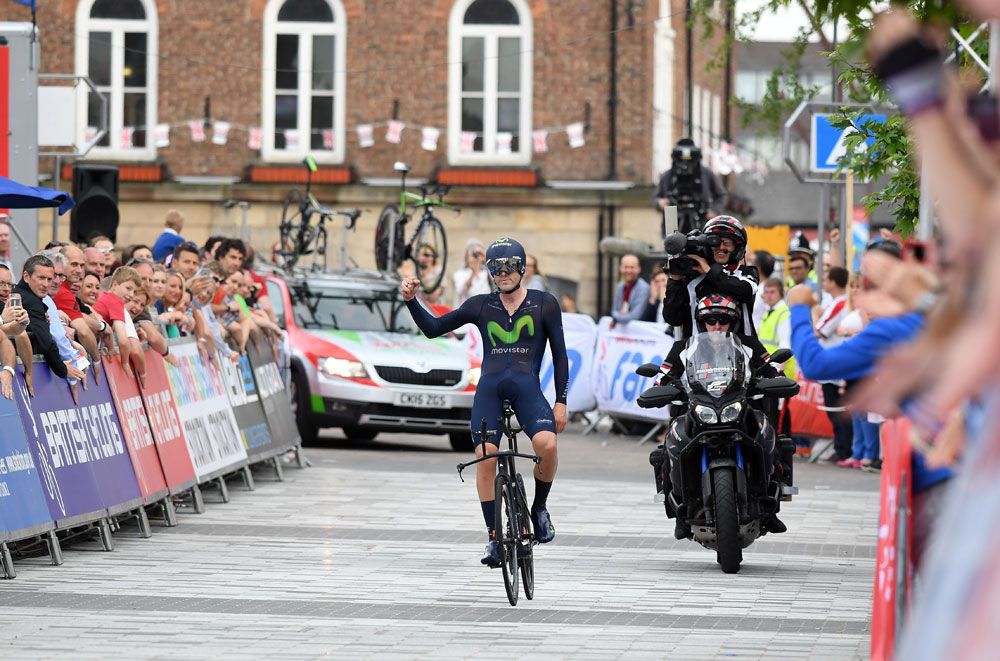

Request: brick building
left=3, top=0, right=729, bottom=314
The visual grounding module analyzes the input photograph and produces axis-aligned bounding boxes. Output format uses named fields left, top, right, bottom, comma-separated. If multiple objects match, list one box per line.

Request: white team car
left=263, top=268, right=480, bottom=451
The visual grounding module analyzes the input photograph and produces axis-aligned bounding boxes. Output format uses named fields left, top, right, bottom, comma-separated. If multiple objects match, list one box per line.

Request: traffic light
left=70, top=164, right=120, bottom=244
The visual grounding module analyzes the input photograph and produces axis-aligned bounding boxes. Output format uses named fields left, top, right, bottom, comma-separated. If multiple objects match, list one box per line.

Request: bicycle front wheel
left=411, top=215, right=447, bottom=294
left=375, top=205, right=405, bottom=273
left=495, top=475, right=519, bottom=606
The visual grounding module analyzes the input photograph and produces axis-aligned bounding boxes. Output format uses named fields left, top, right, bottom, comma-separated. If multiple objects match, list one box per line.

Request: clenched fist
left=400, top=276, right=421, bottom=301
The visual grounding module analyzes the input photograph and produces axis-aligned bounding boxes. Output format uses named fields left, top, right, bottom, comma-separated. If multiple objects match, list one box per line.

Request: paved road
left=1, top=424, right=879, bottom=659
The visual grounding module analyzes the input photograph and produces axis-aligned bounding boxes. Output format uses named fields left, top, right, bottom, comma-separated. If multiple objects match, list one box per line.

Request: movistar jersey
left=406, top=290, right=569, bottom=404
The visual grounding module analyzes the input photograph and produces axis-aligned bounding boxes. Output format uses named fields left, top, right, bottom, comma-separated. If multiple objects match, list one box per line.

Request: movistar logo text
left=487, top=315, right=534, bottom=347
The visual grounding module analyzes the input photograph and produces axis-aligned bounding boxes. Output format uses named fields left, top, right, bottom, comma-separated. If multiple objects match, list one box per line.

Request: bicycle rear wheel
left=375, top=205, right=406, bottom=273
left=495, top=474, right=519, bottom=606
left=411, top=215, right=447, bottom=294
left=515, top=474, right=535, bottom=600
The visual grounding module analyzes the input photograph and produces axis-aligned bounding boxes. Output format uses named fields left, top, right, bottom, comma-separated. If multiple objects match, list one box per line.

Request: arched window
left=75, top=0, right=158, bottom=160
left=262, top=0, right=346, bottom=163
left=448, top=0, right=532, bottom=165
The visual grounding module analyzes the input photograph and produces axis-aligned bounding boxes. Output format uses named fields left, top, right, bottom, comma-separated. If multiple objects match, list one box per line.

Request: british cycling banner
left=138, top=348, right=198, bottom=494
left=540, top=313, right=597, bottom=413
left=0, top=392, right=52, bottom=542
left=591, top=318, right=670, bottom=422
left=216, top=350, right=278, bottom=462
left=246, top=341, right=300, bottom=453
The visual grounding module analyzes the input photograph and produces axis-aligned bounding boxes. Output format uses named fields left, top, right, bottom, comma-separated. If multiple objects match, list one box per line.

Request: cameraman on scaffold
left=653, top=138, right=728, bottom=235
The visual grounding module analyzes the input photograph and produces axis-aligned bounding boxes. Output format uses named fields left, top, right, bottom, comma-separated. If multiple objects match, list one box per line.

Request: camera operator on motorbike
left=662, top=215, right=759, bottom=340
left=648, top=294, right=789, bottom=540
left=400, top=238, right=568, bottom=569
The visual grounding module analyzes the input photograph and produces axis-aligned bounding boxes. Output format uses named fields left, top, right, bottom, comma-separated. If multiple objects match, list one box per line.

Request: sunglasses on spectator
left=486, top=257, right=523, bottom=276
left=700, top=315, right=732, bottom=326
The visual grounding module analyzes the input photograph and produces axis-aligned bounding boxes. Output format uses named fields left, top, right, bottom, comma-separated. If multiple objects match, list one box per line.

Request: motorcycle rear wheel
left=713, top=469, right=743, bottom=574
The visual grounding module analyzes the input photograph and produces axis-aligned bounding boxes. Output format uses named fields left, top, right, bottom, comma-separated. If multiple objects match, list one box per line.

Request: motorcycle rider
left=663, top=215, right=759, bottom=339
left=650, top=294, right=789, bottom=540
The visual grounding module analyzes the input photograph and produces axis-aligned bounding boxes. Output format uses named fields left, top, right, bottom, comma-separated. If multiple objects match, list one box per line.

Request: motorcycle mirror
left=769, top=349, right=793, bottom=364
left=635, top=363, right=660, bottom=378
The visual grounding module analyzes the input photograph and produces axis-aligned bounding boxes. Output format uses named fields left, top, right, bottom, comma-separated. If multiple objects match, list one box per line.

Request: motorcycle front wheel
left=713, top=468, right=743, bottom=574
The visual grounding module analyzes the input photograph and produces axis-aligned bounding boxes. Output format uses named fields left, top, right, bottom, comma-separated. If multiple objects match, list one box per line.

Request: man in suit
left=13, top=254, right=84, bottom=381
left=610, top=254, right=649, bottom=328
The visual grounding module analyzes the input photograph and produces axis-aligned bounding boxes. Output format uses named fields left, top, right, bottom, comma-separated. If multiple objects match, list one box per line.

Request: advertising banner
left=14, top=362, right=141, bottom=525
left=787, top=370, right=835, bottom=438
left=165, top=341, right=247, bottom=481
left=216, top=350, right=278, bottom=461
left=0, top=394, right=52, bottom=541
left=104, top=356, right=169, bottom=503
left=591, top=318, right=671, bottom=422
left=540, top=313, right=598, bottom=413
left=246, top=341, right=300, bottom=451
left=138, top=348, right=197, bottom=493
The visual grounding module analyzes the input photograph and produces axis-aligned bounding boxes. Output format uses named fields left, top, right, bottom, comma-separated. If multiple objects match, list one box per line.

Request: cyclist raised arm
left=401, top=237, right=568, bottom=568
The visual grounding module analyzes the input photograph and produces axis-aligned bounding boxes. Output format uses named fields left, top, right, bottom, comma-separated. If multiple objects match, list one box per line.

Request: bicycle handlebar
left=456, top=451, right=542, bottom=482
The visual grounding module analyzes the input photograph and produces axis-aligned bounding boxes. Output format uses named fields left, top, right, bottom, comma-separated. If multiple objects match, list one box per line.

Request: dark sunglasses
left=700, top=315, right=733, bottom=326
left=486, top=257, right=523, bottom=276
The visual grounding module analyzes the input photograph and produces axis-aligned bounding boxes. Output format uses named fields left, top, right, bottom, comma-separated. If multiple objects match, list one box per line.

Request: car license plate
left=395, top=392, right=450, bottom=409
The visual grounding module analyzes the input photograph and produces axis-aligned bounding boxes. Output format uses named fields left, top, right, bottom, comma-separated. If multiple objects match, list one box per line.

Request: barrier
left=591, top=317, right=668, bottom=424
left=217, top=350, right=278, bottom=464
left=787, top=369, right=835, bottom=438
left=246, top=340, right=302, bottom=465
left=540, top=313, right=598, bottom=413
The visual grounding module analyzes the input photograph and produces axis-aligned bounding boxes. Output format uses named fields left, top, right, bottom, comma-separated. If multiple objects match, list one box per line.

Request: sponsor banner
left=138, top=349, right=197, bottom=493
left=0, top=394, right=52, bottom=541
left=247, top=341, right=300, bottom=450
left=591, top=317, right=669, bottom=422
left=104, top=356, right=169, bottom=503
left=216, top=350, right=278, bottom=461
left=787, top=370, right=834, bottom=438
left=540, top=313, right=598, bottom=413
left=165, top=342, right=247, bottom=480
left=871, top=418, right=913, bottom=661
left=14, top=362, right=141, bottom=524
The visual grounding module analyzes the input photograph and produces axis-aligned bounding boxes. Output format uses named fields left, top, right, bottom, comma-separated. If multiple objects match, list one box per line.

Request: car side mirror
left=637, top=384, right=684, bottom=409
left=755, top=376, right=800, bottom=399
left=635, top=362, right=660, bottom=378
left=769, top=348, right=793, bottom=364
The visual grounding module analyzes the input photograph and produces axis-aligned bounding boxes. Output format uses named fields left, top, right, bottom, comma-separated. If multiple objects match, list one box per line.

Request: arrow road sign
left=810, top=113, right=885, bottom=173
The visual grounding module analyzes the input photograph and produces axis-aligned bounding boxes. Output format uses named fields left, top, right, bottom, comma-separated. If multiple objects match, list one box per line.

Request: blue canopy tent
left=0, top=176, right=74, bottom=215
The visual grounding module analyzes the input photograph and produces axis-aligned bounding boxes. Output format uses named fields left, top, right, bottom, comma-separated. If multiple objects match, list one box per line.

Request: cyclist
left=400, top=237, right=569, bottom=568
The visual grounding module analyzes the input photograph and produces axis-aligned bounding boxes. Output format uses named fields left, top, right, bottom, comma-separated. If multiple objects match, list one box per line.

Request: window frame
left=447, top=0, right=533, bottom=166
left=74, top=0, right=158, bottom=161
left=261, top=0, right=346, bottom=164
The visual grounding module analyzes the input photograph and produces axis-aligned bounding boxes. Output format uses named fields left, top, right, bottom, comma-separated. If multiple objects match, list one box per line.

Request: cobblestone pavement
left=0, top=424, right=879, bottom=659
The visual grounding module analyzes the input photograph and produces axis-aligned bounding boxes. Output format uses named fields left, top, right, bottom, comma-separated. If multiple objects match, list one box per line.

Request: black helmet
left=703, top=215, right=748, bottom=264
left=695, top=293, right=740, bottom=332
left=788, top=232, right=815, bottom=261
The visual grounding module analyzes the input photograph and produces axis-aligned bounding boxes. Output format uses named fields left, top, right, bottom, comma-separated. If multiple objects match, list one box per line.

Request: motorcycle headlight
left=694, top=404, right=718, bottom=424
left=467, top=367, right=481, bottom=387
left=319, top=357, right=368, bottom=379
left=720, top=402, right=743, bottom=423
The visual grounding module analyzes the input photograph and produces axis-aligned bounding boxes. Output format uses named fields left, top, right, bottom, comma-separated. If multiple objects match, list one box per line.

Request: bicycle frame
left=387, top=167, right=457, bottom=269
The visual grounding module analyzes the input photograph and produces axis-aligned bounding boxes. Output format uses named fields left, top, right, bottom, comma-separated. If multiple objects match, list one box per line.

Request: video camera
left=664, top=229, right=721, bottom=277
left=667, top=139, right=708, bottom=235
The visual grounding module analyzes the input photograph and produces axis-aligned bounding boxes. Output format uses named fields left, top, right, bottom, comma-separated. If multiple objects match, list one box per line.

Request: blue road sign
left=810, top=113, right=885, bottom=173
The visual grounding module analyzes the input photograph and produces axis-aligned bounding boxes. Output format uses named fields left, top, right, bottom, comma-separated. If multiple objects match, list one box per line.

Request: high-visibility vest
left=785, top=269, right=818, bottom=292
left=759, top=302, right=796, bottom=379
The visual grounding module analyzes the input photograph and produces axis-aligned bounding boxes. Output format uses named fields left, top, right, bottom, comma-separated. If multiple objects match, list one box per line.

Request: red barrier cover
left=137, top=349, right=197, bottom=494
left=871, top=418, right=913, bottom=661
left=103, top=356, right=169, bottom=503
left=788, top=369, right=834, bottom=438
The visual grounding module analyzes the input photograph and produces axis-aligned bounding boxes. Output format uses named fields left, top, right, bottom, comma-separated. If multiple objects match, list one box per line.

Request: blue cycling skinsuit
left=405, top=289, right=569, bottom=444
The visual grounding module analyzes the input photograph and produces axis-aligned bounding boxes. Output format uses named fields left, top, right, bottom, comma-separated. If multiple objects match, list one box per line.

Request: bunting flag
left=322, top=129, right=335, bottom=150
left=211, top=121, right=230, bottom=146
left=154, top=123, right=170, bottom=148
left=247, top=127, right=262, bottom=150
left=532, top=129, right=548, bottom=153
left=121, top=126, right=135, bottom=149
left=84, top=126, right=97, bottom=143
left=357, top=124, right=374, bottom=148
left=460, top=131, right=476, bottom=154
left=385, top=120, right=405, bottom=144
left=420, top=126, right=440, bottom=152
left=496, top=132, right=513, bottom=155
left=283, top=129, right=300, bottom=150
left=566, top=122, right=585, bottom=148
left=188, top=120, right=206, bottom=143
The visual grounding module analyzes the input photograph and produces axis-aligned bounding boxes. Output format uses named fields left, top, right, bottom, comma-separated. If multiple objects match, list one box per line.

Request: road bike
left=457, top=402, right=539, bottom=606
left=277, top=155, right=361, bottom=271
left=374, top=161, right=455, bottom=294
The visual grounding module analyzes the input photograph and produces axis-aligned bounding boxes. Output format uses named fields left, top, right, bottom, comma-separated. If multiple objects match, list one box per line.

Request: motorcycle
left=636, top=332, right=800, bottom=574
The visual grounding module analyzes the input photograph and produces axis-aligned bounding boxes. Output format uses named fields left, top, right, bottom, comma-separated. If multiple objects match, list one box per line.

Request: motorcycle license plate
left=395, top=392, right=450, bottom=409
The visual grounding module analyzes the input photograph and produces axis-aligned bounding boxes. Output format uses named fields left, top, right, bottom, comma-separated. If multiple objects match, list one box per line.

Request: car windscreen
left=291, top=286, right=421, bottom=334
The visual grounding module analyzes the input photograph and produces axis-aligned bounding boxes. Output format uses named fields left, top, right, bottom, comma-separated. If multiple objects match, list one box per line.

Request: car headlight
left=694, top=405, right=718, bottom=424
left=720, top=402, right=742, bottom=423
left=319, top=357, right=368, bottom=379
left=467, top=367, right=481, bottom=387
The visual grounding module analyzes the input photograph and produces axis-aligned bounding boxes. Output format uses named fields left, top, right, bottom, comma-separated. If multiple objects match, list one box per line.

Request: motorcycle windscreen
left=683, top=332, right=747, bottom=397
